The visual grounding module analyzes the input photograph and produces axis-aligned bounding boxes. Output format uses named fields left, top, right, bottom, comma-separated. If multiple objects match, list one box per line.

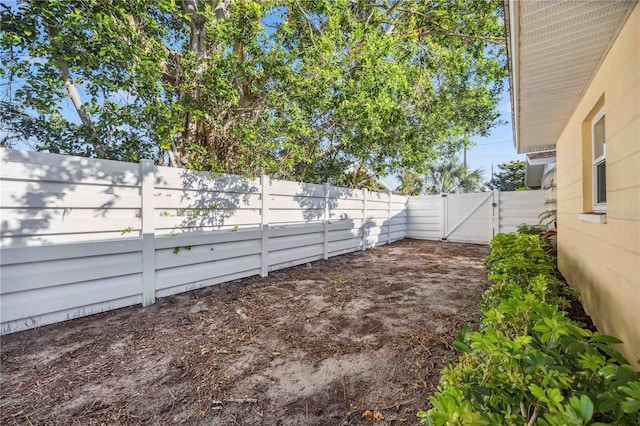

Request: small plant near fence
left=418, top=233, right=640, bottom=425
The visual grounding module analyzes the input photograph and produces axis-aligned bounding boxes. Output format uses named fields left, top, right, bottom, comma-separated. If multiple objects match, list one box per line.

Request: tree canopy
left=487, top=160, right=526, bottom=191
left=1, top=0, right=507, bottom=186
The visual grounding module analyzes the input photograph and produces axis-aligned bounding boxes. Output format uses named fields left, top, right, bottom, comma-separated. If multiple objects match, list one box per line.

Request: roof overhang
left=526, top=150, right=556, bottom=166
left=524, top=163, right=545, bottom=188
left=524, top=150, right=556, bottom=187
left=505, top=0, right=636, bottom=154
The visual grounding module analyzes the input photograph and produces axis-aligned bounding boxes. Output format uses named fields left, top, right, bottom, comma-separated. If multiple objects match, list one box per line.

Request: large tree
left=487, top=160, right=526, bottom=191
left=1, top=0, right=507, bottom=186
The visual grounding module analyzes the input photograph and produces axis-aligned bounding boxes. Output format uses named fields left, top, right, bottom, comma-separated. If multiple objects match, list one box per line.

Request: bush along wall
left=418, top=233, right=640, bottom=425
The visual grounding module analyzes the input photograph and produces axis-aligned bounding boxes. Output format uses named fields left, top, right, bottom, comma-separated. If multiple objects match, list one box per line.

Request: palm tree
left=424, top=160, right=485, bottom=194
left=396, top=170, right=425, bottom=195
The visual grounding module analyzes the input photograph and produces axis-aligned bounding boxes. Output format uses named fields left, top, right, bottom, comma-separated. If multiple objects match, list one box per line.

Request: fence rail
left=0, top=148, right=548, bottom=334
left=0, top=149, right=408, bottom=334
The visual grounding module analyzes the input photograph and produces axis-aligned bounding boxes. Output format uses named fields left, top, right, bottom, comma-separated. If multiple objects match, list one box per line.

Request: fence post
left=361, top=189, right=368, bottom=251
left=387, top=190, right=392, bottom=244
left=492, top=190, right=500, bottom=238
left=140, top=159, right=156, bottom=307
left=323, top=182, right=330, bottom=260
left=440, top=193, right=448, bottom=241
left=260, top=175, right=269, bottom=277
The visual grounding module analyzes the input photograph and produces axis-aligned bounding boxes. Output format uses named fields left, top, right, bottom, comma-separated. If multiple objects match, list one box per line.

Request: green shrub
left=517, top=223, right=547, bottom=235
left=419, top=233, right=640, bottom=425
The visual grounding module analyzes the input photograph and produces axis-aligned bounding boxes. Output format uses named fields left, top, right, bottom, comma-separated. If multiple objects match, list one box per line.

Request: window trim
left=591, top=108, right=606, bottom=212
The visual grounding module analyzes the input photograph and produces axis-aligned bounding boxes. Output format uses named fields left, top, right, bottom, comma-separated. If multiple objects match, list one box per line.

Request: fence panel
left=389, top=194, right=409, bottom=241
left=407, top=195, right=441, bottom=240
left=407, top=190, right=548, bottom=243
left=0, top=239, right=143, bottom=334
left=0, top=149, right=141, bottom=246
left=0, top=149, right=408, bottom=333
left=499, top=190, right=548, bottom=233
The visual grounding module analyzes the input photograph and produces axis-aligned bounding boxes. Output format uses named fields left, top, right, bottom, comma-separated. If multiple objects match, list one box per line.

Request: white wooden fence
left=0, top=148, right=548, bottom=334
left=407, top=190, right=548, bottom=244
left=0, top=149, right=408, bottom=333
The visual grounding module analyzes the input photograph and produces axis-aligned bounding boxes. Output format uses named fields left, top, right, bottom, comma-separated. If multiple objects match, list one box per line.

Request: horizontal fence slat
left=1, top=183, right=141, bottom=209
left=154, top=166, right=260, bottom=193
left=154, top=209, right=262, bottom=229
left=268, top=180, right=325, bottom=197
left=1, top=274, right=142, bottom=323
left=0, top=238, right=142, bottom=265
left=156, top=269, right=260, bottom=299
left=269, top=223, right=324, bottom=237
left=155, top=254, right=261, bottom=289
left=152, top=189, right=262, bottom=210
left=1, top=150, right=140, bottom=186
left=156, top=239, right=262, bottom=270
left=154, top=229, right=261, bottom=249
left=1, top=253, right=142, bottom=293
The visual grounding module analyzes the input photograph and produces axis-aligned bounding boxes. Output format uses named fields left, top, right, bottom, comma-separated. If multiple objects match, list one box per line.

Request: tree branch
left=46, top=21, right=106, bottom=157
left=364, top=5, right=505, bottom=44
left=418, top=26, right=505, bottom=44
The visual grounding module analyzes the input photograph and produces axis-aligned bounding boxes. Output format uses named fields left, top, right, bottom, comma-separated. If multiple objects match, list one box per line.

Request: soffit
left=510, top=0, right=636, bottom=153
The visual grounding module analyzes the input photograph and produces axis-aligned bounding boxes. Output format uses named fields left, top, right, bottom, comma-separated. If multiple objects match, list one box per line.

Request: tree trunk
left=47, top=22, right=106, bottom=158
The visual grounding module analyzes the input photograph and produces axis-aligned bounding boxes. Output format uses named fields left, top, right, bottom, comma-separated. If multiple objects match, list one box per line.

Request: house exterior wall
left=556, top=5, right=640, bottom=366
left=541, top=163, right=556, bottom=190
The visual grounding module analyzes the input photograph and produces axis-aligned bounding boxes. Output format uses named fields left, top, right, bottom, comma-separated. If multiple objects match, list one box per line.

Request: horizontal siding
left=554, top=5, right=640, bottom=366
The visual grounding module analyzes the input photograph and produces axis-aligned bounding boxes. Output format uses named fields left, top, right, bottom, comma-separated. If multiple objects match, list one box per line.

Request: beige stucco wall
left=556, top=5, right=640, bottom=367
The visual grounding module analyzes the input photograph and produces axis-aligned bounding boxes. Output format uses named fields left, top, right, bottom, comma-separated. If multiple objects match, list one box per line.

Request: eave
left=505, top=0, right=636, bottom=154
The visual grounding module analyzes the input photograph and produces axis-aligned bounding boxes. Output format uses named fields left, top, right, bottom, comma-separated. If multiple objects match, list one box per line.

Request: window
left=592, top=109, right=606, bottom=211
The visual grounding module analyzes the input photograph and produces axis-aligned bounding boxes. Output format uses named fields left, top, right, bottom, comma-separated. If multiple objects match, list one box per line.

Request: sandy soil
left=0, top=239, right=489, bottom=425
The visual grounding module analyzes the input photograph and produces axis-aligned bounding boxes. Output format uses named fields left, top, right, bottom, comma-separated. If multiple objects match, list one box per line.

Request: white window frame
left=592, top=108, right=606, bottom=212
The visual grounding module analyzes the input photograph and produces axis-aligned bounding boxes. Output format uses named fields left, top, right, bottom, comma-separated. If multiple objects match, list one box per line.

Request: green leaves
left=421, top=233, right=640, bottom=425
left=529, top=384, right=564, bottom=411
left=488, top=160, right=528, bottom=191
left=2, top=0, right=506, bottom=186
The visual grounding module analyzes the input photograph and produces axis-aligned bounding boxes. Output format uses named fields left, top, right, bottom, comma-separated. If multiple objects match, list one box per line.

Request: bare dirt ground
left=0, top=239, right=489, bottom=425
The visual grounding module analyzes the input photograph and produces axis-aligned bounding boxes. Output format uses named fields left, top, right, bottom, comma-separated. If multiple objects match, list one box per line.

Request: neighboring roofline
left=524, top=163, right=546, bottom=188
left=526, top=150, right=556, bottom=166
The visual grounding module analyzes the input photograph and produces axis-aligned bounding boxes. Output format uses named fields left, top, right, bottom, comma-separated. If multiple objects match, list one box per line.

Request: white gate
left=407, top=190, right=548, bottom=245
left=442, top=192, right=495, bottom=244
